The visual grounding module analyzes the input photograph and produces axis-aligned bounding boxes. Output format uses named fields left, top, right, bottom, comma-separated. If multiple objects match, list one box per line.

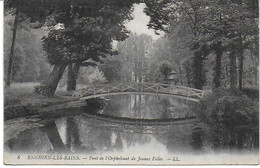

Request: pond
left=5, top=95, right=204, bottom=156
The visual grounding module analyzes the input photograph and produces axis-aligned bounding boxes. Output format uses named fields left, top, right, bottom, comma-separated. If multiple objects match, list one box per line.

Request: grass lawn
left=5, top=82, right=76, bottom=106
left=4, top=82, right=79, bottom=120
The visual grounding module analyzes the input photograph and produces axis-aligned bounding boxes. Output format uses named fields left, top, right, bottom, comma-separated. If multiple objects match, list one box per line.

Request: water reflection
left=5, top=95, right=203, bottom=154
left=102, top=95, right=194, bottom=119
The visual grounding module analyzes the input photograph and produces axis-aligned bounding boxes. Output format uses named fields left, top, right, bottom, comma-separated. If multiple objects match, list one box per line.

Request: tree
left=106, top=32, right=152, bottom=83
left=145, top=0, right=212, bottom=89
left=5, top=9, right=18, bottom=87
left=211, top=42, right=223, bottom=88
left=207, top=0, right=258, bottom=90
left=6, top=0, right=140, bottom=95
left=99, top=57, right=122, bottom=83
left=232, top=0, right=258, bottom=90
left=66, top=63, right=81, bottom=91
left=4, top=0, right=51, bottom=86
left=66, top=60, right=97, bottom=91
left=146, top=23, right=193, bottom=85
left=159, top=60, right=172, bottom=82
left=145, top=0, right=258, bottom=90
left=199, top=0, right=258, bottom=90
left=4, top=15, right=50, bottom=83
left=34, top=0, right=138, bottom=96
left=247, top=35, right=259, bottom=87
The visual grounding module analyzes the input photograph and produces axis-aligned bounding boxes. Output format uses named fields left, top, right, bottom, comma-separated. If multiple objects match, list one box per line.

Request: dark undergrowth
left=194, top=88, right=259, bottom=151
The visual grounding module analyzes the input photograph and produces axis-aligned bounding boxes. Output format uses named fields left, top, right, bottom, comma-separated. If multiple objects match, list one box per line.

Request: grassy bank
left=4, top=82, right=79, bottom=120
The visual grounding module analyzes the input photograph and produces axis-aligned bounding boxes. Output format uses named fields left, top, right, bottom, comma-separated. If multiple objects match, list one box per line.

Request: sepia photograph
left=3, top=0, right=259, bottom=165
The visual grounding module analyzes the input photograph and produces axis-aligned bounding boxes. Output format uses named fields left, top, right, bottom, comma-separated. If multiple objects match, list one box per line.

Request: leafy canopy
left=5, top=0, right=140, bottom=65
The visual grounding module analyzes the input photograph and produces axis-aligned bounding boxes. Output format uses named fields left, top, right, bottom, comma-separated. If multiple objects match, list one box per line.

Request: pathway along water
left=5, top=94, right=204, bottom=155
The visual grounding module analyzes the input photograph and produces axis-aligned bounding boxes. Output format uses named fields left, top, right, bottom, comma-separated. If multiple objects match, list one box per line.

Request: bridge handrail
left=81, top=82, right=202, bottom=91
left=80, top=82, right=198, bottom=91
left=80, top=82, right=204, bottom=93
left=73, top=82, right=204, bottom=100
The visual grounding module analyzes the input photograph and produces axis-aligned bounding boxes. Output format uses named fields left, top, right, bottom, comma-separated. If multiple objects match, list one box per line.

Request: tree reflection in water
left=5, top=95, right=202, bottom=154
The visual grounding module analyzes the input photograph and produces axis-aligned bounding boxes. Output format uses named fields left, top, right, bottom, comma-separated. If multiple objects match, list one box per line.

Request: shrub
left=241, top=87, right=259, bottom=100
left=194, top=88, right=259, bottom=150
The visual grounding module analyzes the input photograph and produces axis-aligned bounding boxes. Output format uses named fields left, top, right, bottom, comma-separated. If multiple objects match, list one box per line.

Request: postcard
left=3, top=0, right=259, bottom=165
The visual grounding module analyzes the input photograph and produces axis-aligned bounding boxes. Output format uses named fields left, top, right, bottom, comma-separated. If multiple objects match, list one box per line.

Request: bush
left=194, top=88, right=259, bottom=150
left=241, top=87, right=259, bottom=100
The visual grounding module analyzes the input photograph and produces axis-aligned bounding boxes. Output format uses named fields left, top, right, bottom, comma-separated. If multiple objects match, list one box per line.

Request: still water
left=5, top=95, right=203, bottom=155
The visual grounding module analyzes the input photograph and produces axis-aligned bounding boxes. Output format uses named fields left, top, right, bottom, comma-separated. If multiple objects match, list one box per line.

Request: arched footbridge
left=76, top=113, right=205, bottom=134
left=72, top=82, right=204, bottom=102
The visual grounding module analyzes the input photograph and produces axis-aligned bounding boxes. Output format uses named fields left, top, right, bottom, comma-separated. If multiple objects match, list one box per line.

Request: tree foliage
left=99, top=57, right=122, bottom=83
left=144, top=0, right=259, bottom=89
left=5, top=0, right=258, bottom=94
left=30, top=0, right=139, bottom=96
left=40, top=0, right=137, bottom=65
left=100, top=33, right=152, bottom=83
left=4, top=16, right=50, bottom=83
left=159, top=60, right=172, bottom=81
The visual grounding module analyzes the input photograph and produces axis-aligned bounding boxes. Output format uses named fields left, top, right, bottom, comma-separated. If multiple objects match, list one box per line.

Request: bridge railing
left=72, top=82, right=204, bottom=100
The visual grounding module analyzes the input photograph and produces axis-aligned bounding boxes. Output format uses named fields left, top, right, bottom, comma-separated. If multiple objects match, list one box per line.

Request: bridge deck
left=73, top=82, right=204, bottom=102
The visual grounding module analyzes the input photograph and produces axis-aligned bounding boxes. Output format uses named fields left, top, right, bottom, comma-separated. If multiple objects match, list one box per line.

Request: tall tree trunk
left=213, top=42, right=223, bottom=89
left=237, top=38, right=244, bottom=90
left=229, top=51, right=237, bottom=90
left=250, top=50, right=259, bottom=87
left=6, top=9, right=19, bottom=87
left=191, top=43, right=208, bottom=90
left=238, top=51, right=244, bottom=90
left=35, top=62, right=67, bottom=96
left=254, top=70, right=258, bottom=87
left=253, top=36, right=259, bottom=87
left=134, top=95, right=137, bottom=116
left=134, top=56, right=138, bottom=82
left=138, top=94, right=142, bottom=118
left=67, top=62, right=81, bottom=91
left=138, top=72, right=142, bottom=83
left=192, top=52, right=204, bottom=90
